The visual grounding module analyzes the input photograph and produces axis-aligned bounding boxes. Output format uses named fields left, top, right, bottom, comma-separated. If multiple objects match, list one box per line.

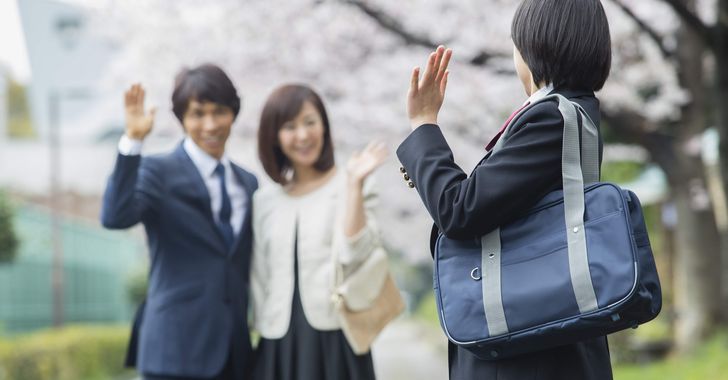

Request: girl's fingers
left=421, top=52, right=437, bottom=83
left=410, top=67, right=420, bottom=93
left=431, top=46, right=445, bottom=79
left=437, top=49, right=452, bottom=82
left=440, top=70, right=449, bottom=95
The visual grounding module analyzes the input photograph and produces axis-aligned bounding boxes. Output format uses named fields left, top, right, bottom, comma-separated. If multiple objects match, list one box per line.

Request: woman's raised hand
left=124, top=83, right=157, bottom=140
left=347, top=141, right=388, bottom=186
left=407, top=46, right=452, bottom=131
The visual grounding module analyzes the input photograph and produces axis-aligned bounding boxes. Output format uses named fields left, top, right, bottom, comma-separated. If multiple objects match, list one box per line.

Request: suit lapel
left=173, top=144, right=228, bottom=253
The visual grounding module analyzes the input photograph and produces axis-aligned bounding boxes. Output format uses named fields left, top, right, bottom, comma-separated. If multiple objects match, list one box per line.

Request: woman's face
left=277, top=100, right=325, bottom=170
left=513, top=46, right=536, bottom=96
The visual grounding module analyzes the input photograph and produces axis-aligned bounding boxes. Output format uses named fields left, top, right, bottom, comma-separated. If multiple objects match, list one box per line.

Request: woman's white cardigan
left=250, top=171, right=380, bottom=339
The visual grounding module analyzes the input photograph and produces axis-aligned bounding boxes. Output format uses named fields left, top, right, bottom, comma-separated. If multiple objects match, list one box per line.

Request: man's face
left=182, top=99, right=235, bottom=159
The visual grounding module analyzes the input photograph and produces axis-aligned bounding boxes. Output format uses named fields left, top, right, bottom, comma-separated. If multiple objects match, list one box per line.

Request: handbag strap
left=480, top=94, right=600, bottom=337
left=557, top=95, right=599, bottom=313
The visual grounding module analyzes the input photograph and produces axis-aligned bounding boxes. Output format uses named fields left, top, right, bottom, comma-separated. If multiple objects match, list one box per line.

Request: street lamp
left=49, top=12, right=86, bottom=328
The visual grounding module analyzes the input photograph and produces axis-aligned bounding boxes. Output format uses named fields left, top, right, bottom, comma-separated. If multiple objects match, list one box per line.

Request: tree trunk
left=671, top=0, right=723, bottom=352
left=671, top=175, right=722, bottom=352
left=715, top=0, right=728, bottom=323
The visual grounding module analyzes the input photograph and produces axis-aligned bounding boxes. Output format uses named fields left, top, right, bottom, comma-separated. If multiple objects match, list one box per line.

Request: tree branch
left=342, top=0, right=507, bottom=66
left=342, top=0, right=438, bottom=48
left=660, top=0, right=715, bottom=49
left=601, top=109, right=681, bottom=183
left=609, top=0, right=673, bottom=59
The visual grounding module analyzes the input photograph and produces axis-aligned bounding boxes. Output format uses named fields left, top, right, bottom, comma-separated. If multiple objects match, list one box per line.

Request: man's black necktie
left=214, top=163, right=234, bottom=250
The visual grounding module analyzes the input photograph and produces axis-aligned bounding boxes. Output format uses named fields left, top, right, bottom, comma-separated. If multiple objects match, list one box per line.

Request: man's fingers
left=131, top=84, right=141, bottom=107
left=126, top=83, right=141, bottom=109
left=138, top=86, right=146, bottom=108
left=437, top=49, right=452, bottom=82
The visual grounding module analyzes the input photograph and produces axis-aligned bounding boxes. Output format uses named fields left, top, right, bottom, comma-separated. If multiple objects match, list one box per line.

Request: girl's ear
left=513, top=46, right=536, bottom=96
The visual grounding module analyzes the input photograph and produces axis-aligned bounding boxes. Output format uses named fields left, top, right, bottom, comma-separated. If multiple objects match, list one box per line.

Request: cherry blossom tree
left=601, top=0, right=728, bottom=352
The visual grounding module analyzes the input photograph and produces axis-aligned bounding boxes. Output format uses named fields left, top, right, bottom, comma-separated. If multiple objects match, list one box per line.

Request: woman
left=396, top=0, right=613, bottom=378
left=251, top=84, right=386, bottom=380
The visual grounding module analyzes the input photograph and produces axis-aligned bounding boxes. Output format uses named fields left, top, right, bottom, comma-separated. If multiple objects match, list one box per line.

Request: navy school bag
left=434, top=94, right=662, bottom=360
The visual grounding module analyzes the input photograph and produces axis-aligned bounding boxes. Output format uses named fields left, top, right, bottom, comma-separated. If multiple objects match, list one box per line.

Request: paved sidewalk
left=372, top=318, right=449, bottom=380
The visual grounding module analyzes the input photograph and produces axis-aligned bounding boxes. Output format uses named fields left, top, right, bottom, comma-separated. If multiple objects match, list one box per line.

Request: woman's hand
left=344, top=141, right=387, bottom=239
left=407, top=46, right=452, bottom=130
left=124, top=83, right=156, bottom=140
left=347, top=141, right=388, bottom=187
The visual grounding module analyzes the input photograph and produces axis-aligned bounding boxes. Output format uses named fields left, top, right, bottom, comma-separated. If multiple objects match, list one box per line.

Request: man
left=101, top=64, right=258, bottom=380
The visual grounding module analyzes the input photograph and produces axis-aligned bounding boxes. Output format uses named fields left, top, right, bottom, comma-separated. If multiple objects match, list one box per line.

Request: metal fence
left=0, top=204, right=145, bottom=335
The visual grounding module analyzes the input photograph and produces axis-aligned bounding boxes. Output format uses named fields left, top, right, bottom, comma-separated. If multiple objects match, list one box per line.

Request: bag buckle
left=470, top=267, right=482, bottom=281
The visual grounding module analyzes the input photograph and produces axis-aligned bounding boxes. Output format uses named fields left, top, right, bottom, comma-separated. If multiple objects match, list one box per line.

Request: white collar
left=526, top=83, right=555, bottom=105
left=183, top=137, right=230, bottom=179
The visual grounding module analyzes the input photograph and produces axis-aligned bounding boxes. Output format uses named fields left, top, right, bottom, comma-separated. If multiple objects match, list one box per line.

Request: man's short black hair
left=171, top=63, right=241, bottom=123
left=511, top=0, right=612, bottom=91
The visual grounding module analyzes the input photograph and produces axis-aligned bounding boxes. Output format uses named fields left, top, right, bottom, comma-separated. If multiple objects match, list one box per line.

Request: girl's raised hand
left=407, top=46, right=452, bottom=130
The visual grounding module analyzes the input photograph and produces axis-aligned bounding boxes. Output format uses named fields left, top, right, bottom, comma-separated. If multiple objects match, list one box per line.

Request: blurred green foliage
left=609, top=315, right=672, bottom=364
left=125, top=268, right=147, bottom=307
left=387, top=246, right=433, bottom=311
left=415, top=292, right=439, bottom=329
left=6, top=79, right=35, bottom=138
left=601, top=161, right=644, bottom=184
left=0, top=191, right=19, bottom=264
left=0, top=325, right=130, bottom=380
left=614, top=332, right=728, bottom=380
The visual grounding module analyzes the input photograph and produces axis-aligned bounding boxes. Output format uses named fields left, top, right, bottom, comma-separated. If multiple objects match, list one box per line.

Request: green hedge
left=0, top=325, right=130, bottom=380
left=0, top=190, right=19, bottom=264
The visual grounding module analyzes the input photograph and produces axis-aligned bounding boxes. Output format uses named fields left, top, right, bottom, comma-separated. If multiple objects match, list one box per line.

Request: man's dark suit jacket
left=101, top=143, right=258, bottom=379
left=396, top=90, right=613, bottom=380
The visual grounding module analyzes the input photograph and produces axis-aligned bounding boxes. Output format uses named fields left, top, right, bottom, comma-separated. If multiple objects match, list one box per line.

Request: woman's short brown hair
left=258, top=84, right=335, bottom=184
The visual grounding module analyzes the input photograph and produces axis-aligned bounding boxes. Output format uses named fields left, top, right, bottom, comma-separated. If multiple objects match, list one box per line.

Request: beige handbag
left=333, top=246, right=406, bottom=355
